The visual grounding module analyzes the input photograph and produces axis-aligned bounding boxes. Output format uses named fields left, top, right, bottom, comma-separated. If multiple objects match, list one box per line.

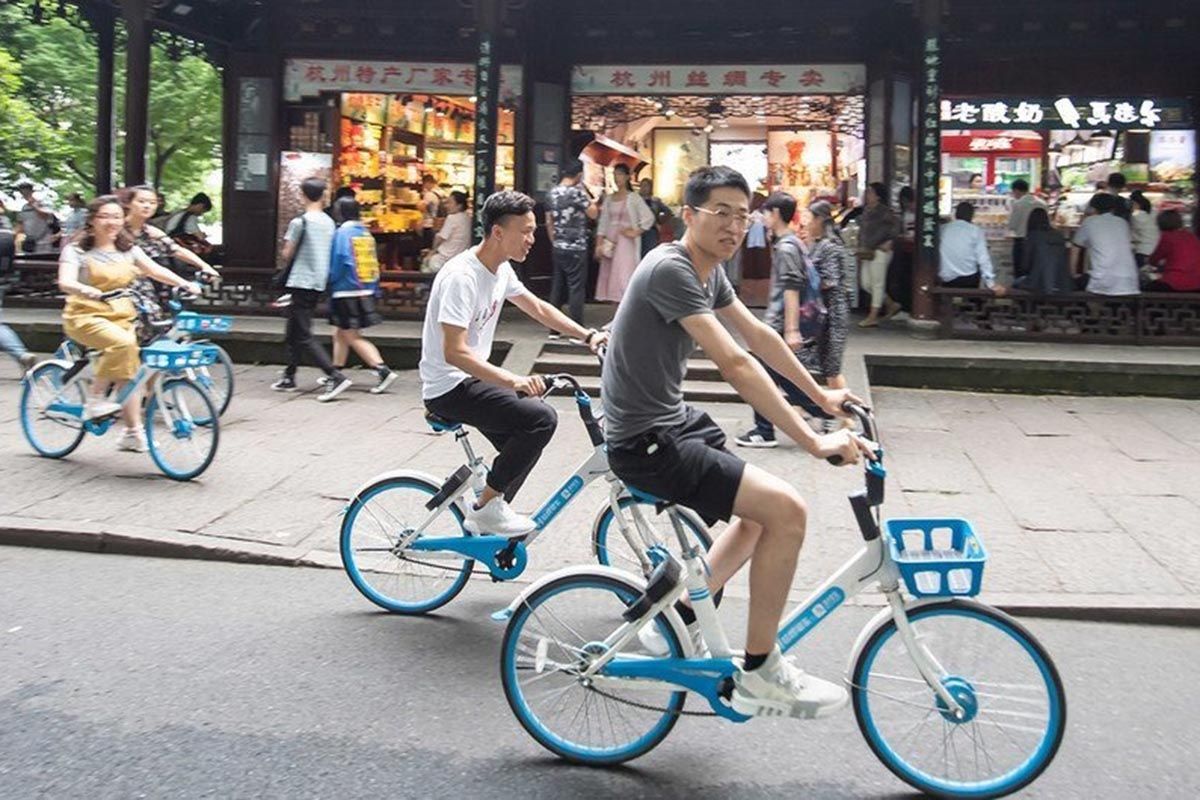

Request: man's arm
left=544, top=211, right=556, bottom=245
left=716, top=297, right=861, bottom=419
left=509, top=291, right=607, bottom=352
left=680, top=312, right=865, bottom=462
left=782, top=288, right=803, bottom=351
left=975, top=228, right=998, bottom=290
left=442, top=323, right=545, bottom=395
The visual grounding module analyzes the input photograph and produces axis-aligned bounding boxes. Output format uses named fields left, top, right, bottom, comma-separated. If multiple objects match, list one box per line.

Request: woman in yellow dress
left=58, top=195, right=200, bottom=452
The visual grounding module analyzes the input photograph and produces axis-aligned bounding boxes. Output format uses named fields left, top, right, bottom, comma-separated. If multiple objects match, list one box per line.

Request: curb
left=2, top=523, right=1197, bottom=626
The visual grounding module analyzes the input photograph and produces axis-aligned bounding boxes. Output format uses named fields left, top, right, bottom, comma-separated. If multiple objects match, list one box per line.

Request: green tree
left=148, top=49, right=223, bottom=212
left=0, top=46, right=69, bottom=189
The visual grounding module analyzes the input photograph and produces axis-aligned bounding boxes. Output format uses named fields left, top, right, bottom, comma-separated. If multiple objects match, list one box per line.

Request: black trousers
left=942, top=273, right=982, bottom=289
left=751, top=353, right=829, bottom=437
left=1012, top=238, right=1027, bottom=279
left=549, top=247, right=588, bottom=325
left=425, top=378, right=558, bottom=502
left=284, top=288, right=339, bottom=377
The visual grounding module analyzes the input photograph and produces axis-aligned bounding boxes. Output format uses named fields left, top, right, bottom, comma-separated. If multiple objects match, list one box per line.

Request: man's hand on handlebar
left=512, top=374, right=547, bottom=397
left=818, top=387, right=867, bottom=419
left=587, top=329, right=609, bottom=354
left=813, top=428, right=879, bottom=467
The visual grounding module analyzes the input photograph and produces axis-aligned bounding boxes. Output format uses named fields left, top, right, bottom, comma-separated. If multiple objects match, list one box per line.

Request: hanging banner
left=571, top=64, right=865, bottom=95
left=284, top=59, right=523, bottom=104
left=939, top=97, right=1192, bottom=130
left=917, top=37, right=941, bottom=267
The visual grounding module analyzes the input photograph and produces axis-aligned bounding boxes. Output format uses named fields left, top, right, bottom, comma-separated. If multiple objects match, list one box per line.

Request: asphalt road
left=1, top=547, right=1197, bottom=799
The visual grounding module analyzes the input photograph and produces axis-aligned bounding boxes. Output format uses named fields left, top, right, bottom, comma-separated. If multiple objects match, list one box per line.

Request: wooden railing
left=931, top=287, right=1200, bottom=346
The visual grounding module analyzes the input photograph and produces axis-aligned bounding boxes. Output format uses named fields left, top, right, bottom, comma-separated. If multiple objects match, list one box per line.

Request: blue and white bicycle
left=20, top=287, right=221, bottom=481
left=499, top=404, right=1065, bottom=799
left=339, top=373, right=718, bottom=615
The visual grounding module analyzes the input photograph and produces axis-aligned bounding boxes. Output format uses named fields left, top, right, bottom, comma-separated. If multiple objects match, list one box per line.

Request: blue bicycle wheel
left=193, top=343, right=234, bottom=417
left=145, top=377, right=220, bottom=481
left=340, top=476, right=473, bottom=614
left=20, top=362, right=87, bottom=459
left=852, top=599, right=1066, bottom=799
left=501, top=573, right=685, bottom=765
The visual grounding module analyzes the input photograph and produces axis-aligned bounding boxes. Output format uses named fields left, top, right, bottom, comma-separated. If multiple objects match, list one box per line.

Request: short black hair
left=333, top=186, right=356, bottom=200
left=1107, top=172, right=1127, bottom=190
left=684, top=165, right=750, bottom=209
left=422, top=174, right=437, bottom=184
left=762, top=191, right=797, bottom=224
left=1089, top=193, right=1118, bottom=214
left=1011, top=178, right=1030, bottom=193
left=190, top=192, right=212, bottom=211
left=561, top=158, right=584, bottom=178
left=449, top=190, right=469, bottom=209
left=969, top=172, right=983, bottom=183
left=16, top=182, right=33, bottom=192
left=482, top=190, right=536, bottom=236
left=334, top=196, right=360, bottom=221
left=955, top=202, right=975, bottom=222
left=300, top=177, right=328, bottom=202
left=1026, top=207, right=1051, bottom=232
left=1157, top=209, right=1184, bottom=231
left=1130, top=190, right=1151, bottom=214
left=869, top=182, right=890, bottom=205
left=898, top=186, right=914, bottom=203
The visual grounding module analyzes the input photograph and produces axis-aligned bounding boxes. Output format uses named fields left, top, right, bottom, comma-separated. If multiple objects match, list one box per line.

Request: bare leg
left=331, top=329, right=350, bottom=368
left=118, top=382, right=140, bottom=429
left=344, top=329, right=385, bottom=368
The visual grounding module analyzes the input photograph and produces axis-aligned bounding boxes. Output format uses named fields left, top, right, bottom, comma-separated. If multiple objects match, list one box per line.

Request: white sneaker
left=317, top=377, right=353, bottom=402
left=639, top=619, right=705, bottom=657
left=463, top=497, right=536, bottom=537
left=731, top=647, right=848, bottom=719
left=117, top=428, right=148, bottom=453
left=84, top=399, right=122, bottom=420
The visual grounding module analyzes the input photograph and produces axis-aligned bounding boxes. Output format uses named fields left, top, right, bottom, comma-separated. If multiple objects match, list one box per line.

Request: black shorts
left=328, top=295, right=382, bottom=330
left=607, top=406, right=747, bottom=527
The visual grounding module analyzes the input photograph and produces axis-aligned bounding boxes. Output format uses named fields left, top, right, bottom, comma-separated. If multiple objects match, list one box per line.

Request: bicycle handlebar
left=825, top=402, right=878, bottom=466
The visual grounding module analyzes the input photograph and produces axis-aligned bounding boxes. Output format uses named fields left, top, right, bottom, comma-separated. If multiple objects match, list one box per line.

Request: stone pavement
left=3, top=317, right=1199, bottom=615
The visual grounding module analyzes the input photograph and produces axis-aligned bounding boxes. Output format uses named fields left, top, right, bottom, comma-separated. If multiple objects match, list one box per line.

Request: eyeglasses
left=690, top=205, right=751, bottom=229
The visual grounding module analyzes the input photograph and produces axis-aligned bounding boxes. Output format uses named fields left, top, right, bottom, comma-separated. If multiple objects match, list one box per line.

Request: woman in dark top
left=1015, top=208, right=1072, bottom=293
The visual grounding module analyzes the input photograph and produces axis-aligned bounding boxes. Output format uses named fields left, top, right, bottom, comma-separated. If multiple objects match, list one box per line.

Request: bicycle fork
left=882, top=590, right=965, bottom=719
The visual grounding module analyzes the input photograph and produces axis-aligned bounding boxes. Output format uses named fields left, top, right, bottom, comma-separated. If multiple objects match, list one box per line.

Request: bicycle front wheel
left=851, top=599, right=1066, bottom=799
left=145, top=377, right=220, bottom=480
left=501, top=572, right=685, bottom=765
left=340, top=476, right=473, bottom=614
left=20, top=361, right=86, bottom=458
left=194, top=344, right=234, bottom=416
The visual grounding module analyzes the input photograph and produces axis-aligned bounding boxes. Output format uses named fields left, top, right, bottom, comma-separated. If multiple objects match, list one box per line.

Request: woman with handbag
left=594, top=164, right=654, bottom=303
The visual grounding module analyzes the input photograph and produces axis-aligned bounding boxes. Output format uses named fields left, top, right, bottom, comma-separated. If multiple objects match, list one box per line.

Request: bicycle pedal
left=622, top=554, right=682, bottom=623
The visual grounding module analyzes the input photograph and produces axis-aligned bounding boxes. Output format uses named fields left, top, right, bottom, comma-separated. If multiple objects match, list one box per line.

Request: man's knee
left=519, top=399, right=558, bottom=439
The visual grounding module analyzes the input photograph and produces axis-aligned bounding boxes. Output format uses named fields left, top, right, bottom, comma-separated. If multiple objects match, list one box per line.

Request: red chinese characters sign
left=572, top=64, right=865, bottom=95
left=284, top=59, right=523, bottom=104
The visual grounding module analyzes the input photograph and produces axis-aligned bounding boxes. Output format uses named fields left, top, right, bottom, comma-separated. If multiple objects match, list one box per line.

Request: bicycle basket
left=141, top=340, right=220, bottom=371
left=174, top=311, right=233, bottom=333
left=885, top=518, right=986, bottom=598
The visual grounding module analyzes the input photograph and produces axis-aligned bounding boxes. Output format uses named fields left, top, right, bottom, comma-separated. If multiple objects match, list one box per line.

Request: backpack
left=778, top=238, right=828, bottom=343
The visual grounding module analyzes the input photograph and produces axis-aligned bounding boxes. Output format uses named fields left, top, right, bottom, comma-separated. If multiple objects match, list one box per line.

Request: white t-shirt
left=1072, top=213, right=1140, bottom=296
left=419, top=247, right=530, bottom=400
left=435, top=211, right=472, bottom=259
left=421, top=190, right=441, bottom=229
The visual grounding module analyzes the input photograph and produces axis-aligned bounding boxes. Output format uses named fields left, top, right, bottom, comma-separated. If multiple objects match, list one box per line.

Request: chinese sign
left=939, top=97, right=1192, bottom=130
left=473, top=36, right=500, bottom=242
left=571, top=64, right=865, bottom=95
left=916, top=37, right=941, bottom=266
left=284, top=59, right=523, bottom=105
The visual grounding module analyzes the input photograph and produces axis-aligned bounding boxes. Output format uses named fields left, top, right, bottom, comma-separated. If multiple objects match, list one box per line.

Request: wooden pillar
left=472, top=0, right=501, bottom=242
left=911, top=0, right=944, bottom=322
left=122, top=0, right=152, bottom=186
left=94, top=6, right=115, bottom=195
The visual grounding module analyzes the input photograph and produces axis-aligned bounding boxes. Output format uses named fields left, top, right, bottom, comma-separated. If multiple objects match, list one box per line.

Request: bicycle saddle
left=424, top=411, right=463, bottom=433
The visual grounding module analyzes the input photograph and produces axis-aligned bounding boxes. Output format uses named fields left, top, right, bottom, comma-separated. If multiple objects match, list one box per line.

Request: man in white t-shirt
left=420, top=191, right=609, bottom=535
left=1071, top=193, right=1140, bottom=296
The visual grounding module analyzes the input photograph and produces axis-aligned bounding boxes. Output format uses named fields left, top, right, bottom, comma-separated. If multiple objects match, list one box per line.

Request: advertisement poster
left=275, top=151, right=333, bottom=269
left=1150, top=130, right=1196, bottom=184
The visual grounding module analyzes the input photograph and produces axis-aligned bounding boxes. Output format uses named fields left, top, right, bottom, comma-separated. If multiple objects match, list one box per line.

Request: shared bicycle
left=20, top=287, right=222, bottom=481
left=339, top=373, right=719, bottom=614
left=498, top=404, right=1066, bottom=799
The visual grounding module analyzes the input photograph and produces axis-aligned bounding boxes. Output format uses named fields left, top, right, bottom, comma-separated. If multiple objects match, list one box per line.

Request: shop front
left=276, top=58, right=524, bottom=269
left=938, top=95, right=1196, bottom=281
left=569, top=63, right=866, bottom=303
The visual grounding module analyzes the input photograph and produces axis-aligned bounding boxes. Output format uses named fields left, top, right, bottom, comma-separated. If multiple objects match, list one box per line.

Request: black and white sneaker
left=370, top=368, right=398, bottom=394
left=271, top=375, right=297, bottom=392
left=735, top=429, right=778, bottom=448
left=547, top=330, right=562, bottom=341
left=317, top=377, right=353, bottom=402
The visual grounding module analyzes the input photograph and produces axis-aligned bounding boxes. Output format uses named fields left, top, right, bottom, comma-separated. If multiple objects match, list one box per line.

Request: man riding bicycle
left=601, top=166, right=875, bottom=719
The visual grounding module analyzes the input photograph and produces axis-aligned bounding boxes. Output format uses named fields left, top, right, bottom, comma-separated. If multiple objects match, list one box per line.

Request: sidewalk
left=1, top=312, right=1198, bottom=618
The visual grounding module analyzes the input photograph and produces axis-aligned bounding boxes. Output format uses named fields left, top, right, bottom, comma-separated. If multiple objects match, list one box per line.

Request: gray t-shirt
left=601, top=243, right=735, bottom=444
left=284, top=210, right=336, bottom=292
left=763, top=233, right=807, bottom=333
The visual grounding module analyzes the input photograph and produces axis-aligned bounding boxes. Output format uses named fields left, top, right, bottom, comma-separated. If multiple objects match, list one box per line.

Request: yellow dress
left=61, top=249, right=141, bottom=381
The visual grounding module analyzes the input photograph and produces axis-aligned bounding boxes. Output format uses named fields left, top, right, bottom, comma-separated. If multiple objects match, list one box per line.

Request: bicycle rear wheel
left=851, top=599, right=1066, bottom=799
left=193, top=343, right=234, bottom=417
left=145, top=377, right=220, bottom=480
left=340, top=476, right=473, bottom=614
left=501, top=572, right=685, bottom=765
left=20, top=362, right=86, bottom=458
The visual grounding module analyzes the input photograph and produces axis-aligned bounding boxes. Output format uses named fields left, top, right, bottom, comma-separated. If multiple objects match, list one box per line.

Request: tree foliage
left=0, top=1, right=222, bottom=213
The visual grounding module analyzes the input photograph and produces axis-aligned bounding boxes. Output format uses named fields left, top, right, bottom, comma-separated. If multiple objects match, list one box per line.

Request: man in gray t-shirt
left=601, top=166, right=872, bottom=721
